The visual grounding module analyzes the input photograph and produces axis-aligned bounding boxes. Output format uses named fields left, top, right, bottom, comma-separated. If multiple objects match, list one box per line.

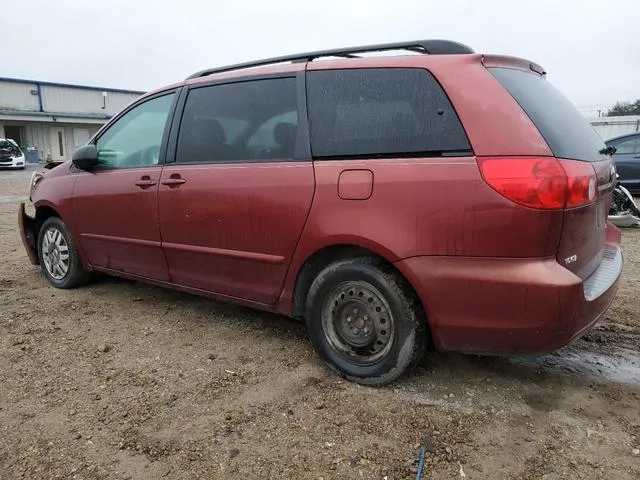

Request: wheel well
left=292, top=244, right=415, bottom=319
left=34, top=206, right=60, bottom=235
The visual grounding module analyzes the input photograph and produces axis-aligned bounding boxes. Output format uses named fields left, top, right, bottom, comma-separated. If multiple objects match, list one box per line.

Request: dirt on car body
left=1, top=169, right=639, bottom=479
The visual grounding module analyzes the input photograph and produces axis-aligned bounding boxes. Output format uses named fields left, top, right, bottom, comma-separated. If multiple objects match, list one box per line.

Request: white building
left=0, top=77, right=143, bottom=163
left=588, top=115, right=640, bottom=140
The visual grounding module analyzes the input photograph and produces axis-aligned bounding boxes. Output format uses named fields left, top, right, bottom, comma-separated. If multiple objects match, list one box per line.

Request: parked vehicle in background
left=608, top=173, right=640, bottom=227
left=18, top=40, right=623, bottom=385
left=606, top=132, right=640, bottom=195
left=0, top=138, right=25, bottom=169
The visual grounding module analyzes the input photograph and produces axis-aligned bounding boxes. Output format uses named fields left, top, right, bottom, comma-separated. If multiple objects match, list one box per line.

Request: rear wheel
left=37, top=217, right=92, bottom=289
left=305, top=258, right=428, bottom=385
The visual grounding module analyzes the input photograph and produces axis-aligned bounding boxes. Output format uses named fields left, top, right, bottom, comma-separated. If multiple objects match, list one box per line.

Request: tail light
left=478, top=157, right=597, bottom=210
left=560, top=159, right=598, bottom=208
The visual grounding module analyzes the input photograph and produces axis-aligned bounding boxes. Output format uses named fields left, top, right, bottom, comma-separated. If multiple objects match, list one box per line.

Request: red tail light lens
left=560, top=159, right=598, bottom=208
left=478, top=157, right=597, bottom=210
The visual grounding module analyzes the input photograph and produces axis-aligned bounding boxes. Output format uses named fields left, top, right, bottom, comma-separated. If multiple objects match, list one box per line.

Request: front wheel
left=37, top=217, right=92, bottom=289
left=305, top=258, right=428, bottom=386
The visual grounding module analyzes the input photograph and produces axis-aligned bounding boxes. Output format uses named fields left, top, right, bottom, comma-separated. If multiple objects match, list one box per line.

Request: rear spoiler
left=481, top=54, right=546, bottom=76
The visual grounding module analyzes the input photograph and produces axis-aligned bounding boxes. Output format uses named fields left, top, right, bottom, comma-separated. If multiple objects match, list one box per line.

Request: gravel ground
left=1, top=166, right=639, bottom=480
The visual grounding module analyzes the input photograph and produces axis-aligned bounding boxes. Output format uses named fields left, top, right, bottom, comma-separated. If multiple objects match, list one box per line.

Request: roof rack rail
left=186, top=39, right=474, bottom=80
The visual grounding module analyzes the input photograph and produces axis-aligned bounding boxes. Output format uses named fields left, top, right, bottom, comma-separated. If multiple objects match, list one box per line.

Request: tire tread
left=37, top=217, right=92, bottom=289
left=305, top=256, right=428, bottom=386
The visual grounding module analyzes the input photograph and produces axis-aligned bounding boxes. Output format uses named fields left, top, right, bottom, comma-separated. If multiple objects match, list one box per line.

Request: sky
left=2, top=0, right=638, bottom=115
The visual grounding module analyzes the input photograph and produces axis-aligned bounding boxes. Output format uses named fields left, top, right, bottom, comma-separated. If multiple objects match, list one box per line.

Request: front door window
left=612, top=136, right=640, bottom=155
left=95, top=93, right=175, bottom=169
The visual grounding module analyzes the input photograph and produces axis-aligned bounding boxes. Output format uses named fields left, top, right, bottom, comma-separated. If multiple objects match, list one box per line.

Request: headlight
left=30, top=171, right=44, bottom=190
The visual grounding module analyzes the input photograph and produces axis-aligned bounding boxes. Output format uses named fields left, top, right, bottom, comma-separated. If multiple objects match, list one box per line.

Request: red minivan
left=19, top=40, right=623, bottom=385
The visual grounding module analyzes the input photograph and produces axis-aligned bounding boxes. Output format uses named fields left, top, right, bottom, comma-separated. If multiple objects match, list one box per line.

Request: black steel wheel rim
left=321, top=281, right=395, bottom=366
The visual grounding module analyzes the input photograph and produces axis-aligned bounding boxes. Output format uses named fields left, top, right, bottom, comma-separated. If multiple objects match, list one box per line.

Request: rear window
left=306, top=68, right=471, bottom=159
left=489, top=67, right=605, bottom=161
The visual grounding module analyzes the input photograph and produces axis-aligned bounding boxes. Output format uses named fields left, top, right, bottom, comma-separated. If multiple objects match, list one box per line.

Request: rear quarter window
left=306, top=68, right=471, bottom=159
left=489, top=68, right=606, bottom=162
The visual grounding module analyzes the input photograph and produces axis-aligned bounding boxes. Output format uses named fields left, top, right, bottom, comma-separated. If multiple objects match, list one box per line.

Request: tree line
left=608, top=100, right=640, bottom=116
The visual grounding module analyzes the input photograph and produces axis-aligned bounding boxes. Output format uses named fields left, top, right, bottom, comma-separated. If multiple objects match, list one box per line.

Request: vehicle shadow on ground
left=90, top=275, right=640, bottom=389
left=91, top=274, right=308, bottom=339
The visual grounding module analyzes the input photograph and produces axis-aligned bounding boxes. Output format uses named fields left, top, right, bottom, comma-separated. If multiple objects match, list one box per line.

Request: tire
left=37, top=217, right=92, bottom=289
left=305, top=257, right=428, bottom=386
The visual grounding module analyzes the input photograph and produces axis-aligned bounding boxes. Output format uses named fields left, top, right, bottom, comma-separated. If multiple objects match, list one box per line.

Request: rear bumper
left=394, top=223, right=623, bottom=354
left=18, top=203, right=39, bottom=265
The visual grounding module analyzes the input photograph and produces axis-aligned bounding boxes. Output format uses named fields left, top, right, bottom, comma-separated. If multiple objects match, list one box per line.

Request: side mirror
left=72, top=144, right=99, bottom=170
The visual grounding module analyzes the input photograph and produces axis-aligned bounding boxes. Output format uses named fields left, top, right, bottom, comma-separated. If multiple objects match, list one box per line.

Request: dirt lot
left=1, top=167, right=639, bottom=480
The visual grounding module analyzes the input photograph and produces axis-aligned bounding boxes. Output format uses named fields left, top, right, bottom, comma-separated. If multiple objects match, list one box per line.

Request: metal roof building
left=0, top=77, right=143, bottom=163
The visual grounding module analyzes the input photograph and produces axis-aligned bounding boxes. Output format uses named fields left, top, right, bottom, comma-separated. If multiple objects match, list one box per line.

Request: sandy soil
left=1, top=167, right=639, bottom=480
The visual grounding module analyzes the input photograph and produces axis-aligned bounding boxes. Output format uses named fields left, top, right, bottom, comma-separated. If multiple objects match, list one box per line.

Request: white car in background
left=0, top=138, right=26, bottom=169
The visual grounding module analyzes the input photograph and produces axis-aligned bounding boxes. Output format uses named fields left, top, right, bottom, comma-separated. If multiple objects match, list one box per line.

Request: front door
left=50, top=127, right=66, bottom=161
left=72, top=91, right=177, bottom=280
left=158, top=77, right=314, bottom=304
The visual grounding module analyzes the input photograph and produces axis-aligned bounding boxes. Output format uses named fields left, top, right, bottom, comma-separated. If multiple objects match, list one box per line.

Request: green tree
left=607, top=100, right=640, bottom=116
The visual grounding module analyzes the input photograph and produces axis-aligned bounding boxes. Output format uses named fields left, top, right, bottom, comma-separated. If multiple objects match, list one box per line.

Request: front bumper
left=18, top=203, right=39, bottom=265
left=0, top=155, right=25, bottom=168
left=394, top=223, right=623, bottom=355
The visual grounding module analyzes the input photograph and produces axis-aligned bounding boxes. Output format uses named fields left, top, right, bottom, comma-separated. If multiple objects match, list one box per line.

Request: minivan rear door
left=489, top=67, right=614, bottom=280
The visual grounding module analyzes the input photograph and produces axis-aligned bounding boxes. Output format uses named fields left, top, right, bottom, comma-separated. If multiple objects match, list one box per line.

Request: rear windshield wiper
left=599, top=145, right=617, bottom=156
